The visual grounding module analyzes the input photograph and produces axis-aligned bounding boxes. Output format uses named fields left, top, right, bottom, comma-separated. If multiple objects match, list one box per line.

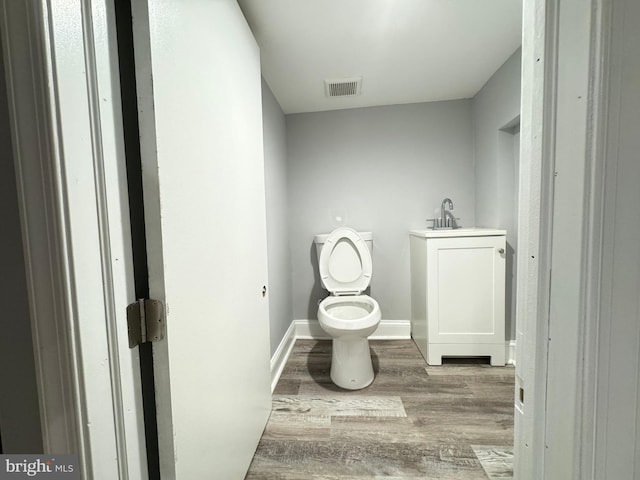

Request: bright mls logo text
left=1, top=455, right=77, bottom=478
left=5, top=458, right=54, bottom=476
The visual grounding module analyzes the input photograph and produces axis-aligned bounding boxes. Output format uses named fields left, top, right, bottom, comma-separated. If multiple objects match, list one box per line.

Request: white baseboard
left=507, top=340, right=517, bottom=366
left=270, top=319, right=517, bottom=391
left=371, top=319, right=412, bottom=339
left=293, top=318, right=326, bottom=339
left=270, top=321, right=296, bottom=393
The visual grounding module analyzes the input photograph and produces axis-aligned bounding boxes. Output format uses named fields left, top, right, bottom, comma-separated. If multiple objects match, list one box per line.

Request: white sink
left=409, top=227, right=506, bottom=238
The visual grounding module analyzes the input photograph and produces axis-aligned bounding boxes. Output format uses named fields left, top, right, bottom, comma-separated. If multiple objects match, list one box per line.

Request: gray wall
left=262, top=79, right=293, bottom=354
left=286, top=100, right=475, bottom=321
left=472, top=48, right=522, bottom=340
left=0, top=43, right=43, bottom=452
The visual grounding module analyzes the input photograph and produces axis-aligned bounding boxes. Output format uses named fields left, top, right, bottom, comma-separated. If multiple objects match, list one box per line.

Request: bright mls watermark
left=0, top=455, right=78, bottom=479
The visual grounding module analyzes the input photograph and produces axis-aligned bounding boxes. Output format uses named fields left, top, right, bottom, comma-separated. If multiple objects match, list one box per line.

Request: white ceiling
left=238, top=0, right=522, bottom=114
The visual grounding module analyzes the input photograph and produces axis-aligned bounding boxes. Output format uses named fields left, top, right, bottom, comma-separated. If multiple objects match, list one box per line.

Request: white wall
left=262, top=79, right=293, bottom=354
left=472, top=48, right=522, bottom=340
left=286, top=100, right=475, bottom=321
left=0, top=36, right=43, bottom=453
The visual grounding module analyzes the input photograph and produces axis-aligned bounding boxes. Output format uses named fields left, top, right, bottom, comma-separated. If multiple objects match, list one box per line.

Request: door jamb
left=514, top=0, right=556, bottom=475
left=517, top=0, right=612, bottom=478
left=1, top=0, right=147, bottom=478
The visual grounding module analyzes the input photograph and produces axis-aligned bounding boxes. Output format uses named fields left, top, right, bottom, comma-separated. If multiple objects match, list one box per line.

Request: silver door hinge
left=127, top=299, right=165, bottom=348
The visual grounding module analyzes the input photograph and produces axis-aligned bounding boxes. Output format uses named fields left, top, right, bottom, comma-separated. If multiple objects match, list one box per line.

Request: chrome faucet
left=427, top=198, right=459, bottom=229
left=441, top=198, right=454, bottom=224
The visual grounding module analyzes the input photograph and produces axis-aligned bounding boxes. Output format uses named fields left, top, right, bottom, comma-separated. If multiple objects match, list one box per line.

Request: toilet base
left=330, top=336, right=374, bottom=390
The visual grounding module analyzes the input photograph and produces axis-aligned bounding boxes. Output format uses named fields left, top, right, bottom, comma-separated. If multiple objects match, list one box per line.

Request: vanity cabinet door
left=426, top=235, right=506, bottom=346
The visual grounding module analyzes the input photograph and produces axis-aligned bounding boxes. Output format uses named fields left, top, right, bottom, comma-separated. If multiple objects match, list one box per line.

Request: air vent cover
left=325, top=77, right=362, bottom=97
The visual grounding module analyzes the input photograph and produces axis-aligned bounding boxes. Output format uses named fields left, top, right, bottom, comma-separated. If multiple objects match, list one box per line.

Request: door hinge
left=127, top=299, right=165, bottom=348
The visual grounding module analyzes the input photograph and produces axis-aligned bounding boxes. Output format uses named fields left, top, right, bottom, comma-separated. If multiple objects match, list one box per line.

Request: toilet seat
left=318, top=227, right=372, bottom=295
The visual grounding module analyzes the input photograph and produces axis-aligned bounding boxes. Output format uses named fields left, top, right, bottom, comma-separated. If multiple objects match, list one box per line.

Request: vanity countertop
left=409, top=227, right=507, bottom=238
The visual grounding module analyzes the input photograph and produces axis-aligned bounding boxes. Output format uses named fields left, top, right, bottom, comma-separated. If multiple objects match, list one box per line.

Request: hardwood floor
left=246, top=339, right=514, bottom=479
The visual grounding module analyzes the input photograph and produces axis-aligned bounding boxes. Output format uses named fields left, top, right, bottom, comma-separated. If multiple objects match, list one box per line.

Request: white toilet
left=314, top=227, right=381, bottom=390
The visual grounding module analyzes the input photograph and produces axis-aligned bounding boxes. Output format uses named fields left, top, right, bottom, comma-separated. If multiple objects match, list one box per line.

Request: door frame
left=515, top=0, right=611, bottom=478
left=1, top=0, right=147, bottom=478
left=3, top=0, right=611, bottom=478
left=513, top=0, right=555, bottom=476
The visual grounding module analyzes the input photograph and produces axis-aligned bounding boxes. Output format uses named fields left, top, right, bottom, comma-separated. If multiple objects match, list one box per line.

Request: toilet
left=314, top=227, right=381, bottom=390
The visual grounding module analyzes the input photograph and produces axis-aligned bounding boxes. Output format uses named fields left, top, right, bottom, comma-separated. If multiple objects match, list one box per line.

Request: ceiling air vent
left=325, top=77, right=362, bottom=97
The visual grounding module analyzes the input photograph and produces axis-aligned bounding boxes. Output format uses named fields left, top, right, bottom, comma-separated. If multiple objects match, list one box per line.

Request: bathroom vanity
left=409, top=228, right=506, bottom=366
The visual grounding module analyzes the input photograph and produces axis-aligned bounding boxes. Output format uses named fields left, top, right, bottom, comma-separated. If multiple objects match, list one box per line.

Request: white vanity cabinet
left=409, top=229, right=506, bottom=366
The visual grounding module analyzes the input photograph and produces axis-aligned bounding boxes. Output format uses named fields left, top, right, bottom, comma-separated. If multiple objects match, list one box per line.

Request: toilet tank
left=313, top=231, right=373, bottom=262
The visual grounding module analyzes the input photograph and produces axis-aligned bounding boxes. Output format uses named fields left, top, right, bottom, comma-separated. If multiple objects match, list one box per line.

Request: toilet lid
left=318, top=227, right=372, bottom=295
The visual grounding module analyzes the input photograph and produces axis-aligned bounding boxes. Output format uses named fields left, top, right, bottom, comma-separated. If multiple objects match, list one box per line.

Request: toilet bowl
left=314, top=227, right=381, bottom=390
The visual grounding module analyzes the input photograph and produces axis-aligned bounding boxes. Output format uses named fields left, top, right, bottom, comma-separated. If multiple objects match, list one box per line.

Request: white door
left=131, top=0, right=271, bottom=478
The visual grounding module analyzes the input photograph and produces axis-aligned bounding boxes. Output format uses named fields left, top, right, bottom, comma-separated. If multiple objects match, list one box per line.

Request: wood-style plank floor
left=246, top=339, right=514, bottom=479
